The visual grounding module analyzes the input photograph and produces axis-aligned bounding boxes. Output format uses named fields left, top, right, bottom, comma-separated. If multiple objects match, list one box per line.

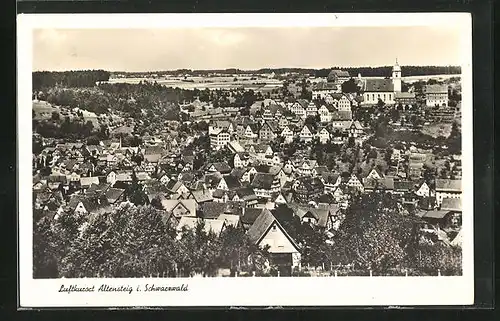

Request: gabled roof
left=330, top=110, right=353, bottom=121
left=190, top=189, right=213, bottom=203
left=240, top=208, right=265, bottom=225
left=217, top=213, right=240, bottom=228
left=206, top=162, right=232, bottom=173
left=223, top=175, right=242, bottom=190
left=105, top=187, right=125, bottom=204
left=160, top=199, right=196, bottom=216
left=200, top=201, right=228, bottom=219
left=363, top=79, right=394, bottom=92
left=393, top=180, right=414, bottom=192
left=234, top=187, right=258, bottom=201
left=251, top=173, right=275, bottom=190
left=424, top=84, right=448, bottom=94
left=246, top=209, right=299, bottom=250
left=313, top=81, right=338, bottom=91
left=417, top=210, right=450, bottom=219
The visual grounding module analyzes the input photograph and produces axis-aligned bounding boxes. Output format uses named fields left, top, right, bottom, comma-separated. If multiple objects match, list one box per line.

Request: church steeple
left=392, top=58, right=402, bottom=93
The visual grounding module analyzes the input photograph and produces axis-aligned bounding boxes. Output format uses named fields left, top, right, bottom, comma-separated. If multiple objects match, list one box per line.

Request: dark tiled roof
left=223, top=175, right=242, bottom=190
left=200, top=202, right=228, bottom=219
left=105, top=187, right=125, bottom=204
left=435, top=179, right=461, bottom=192
left=251, top=173, right=275, bottom=190
left=364, top=79, right=394, bottom=92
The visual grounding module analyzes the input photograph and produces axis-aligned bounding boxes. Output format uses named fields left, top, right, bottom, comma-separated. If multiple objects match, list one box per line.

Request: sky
left=32, top=27, right=464, bottom=71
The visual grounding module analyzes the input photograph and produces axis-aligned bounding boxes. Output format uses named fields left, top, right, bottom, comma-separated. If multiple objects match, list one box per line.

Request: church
left=359, top=60, right=402, bottom=106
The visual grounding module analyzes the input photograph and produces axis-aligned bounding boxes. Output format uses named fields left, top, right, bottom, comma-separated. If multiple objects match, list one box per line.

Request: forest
left=111, top=66, right=461, bottom=78
left=33, top=191, right=462, bottom=278
left=33, top=70, right=111, bottom=90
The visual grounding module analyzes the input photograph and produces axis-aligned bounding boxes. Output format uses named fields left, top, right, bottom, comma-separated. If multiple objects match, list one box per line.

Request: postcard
left=18, top=12, right=473, bottom=307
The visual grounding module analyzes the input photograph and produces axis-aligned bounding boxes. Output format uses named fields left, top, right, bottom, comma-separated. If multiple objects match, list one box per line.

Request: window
left=272, top=225, right=277, bottom=232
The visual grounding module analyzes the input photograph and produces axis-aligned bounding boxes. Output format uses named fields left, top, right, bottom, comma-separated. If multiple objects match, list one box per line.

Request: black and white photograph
left=18, top=13, right=473, bottom=307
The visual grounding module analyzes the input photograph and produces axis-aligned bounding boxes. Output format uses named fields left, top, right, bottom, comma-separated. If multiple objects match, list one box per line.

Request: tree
left=341, top=78, right=360, bottom=94
left=60, top=205, right=178, bottom=278
left=33, top=216, right=60, bottom=278
left=329, top=193, right=417, bottom=273
left=86, top=135, right=100, bottom=146
left=217, top=225, right=269, bottom=273
left=367, top=148, right=378, bottom=160
left=128, top=171, right=148, bottom=206
left=51, top=111, right=60, bottom=121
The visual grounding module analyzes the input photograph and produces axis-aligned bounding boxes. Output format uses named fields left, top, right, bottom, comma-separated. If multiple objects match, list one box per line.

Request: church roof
left=363, top=79, right=394, bottom=92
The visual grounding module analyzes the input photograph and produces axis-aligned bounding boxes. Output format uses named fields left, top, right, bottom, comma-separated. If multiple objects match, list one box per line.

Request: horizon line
left=33, top=64, right=462, bottom=73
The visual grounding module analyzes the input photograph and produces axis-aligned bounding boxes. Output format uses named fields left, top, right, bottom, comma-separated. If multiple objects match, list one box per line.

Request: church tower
left=392, top=59, right=402, bottom=93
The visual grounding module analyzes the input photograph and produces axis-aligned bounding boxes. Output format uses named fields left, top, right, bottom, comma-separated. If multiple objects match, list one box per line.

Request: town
left=32, top=62, right=463, bottom=278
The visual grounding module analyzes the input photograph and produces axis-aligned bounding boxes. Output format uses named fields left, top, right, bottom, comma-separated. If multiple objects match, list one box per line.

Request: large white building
left=360, top=60, right=402, bottom=106
left=424, top=84, right=449, bottom=107
left=210, top=128, right=231, bottom=150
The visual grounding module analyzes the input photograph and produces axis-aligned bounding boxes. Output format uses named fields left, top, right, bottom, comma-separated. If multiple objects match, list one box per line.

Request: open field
left=421, top=123, right=453, bottom=138
left=105, top=75, right=283, bottom=90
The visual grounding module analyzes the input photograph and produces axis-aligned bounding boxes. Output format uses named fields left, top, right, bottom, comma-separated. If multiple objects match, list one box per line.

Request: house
left=165, top=179, right=190, bottom=196
left=327, top=69, right=350, bottom=85
left=217, top=213, right=240, bottom=228
left=294, top=176, right=324, bottom=204
left=80, top=176, right=100, bottom=190
left=259, top=121, right=278, bottom=141
left=363, top=177, right=394, bottom=193
left=160, top=199, right=197, bottom=218
left=393, top=180, right=415, bottom=196
left=233, top=153, right=249, bottom=169
left=198, top=201, right=228, bottom=219
left=394, top=92, right=417, bottom=107
left=318, top=104, right=336, bottom=123
left=205, top=162, right=232, bottom=175
left=247, top=209, right=301, bottom=275
left=415, top=181, right=431, bottom=197
left=321, top=173, right=342, bottom=194
left=251, top=173, right=280, bottom=199
left=416, top=209, right=457, bottom=230
left=435, top=179, right=461, bottom=206
left=208, top=120, right=234, bottom=135
left=176, top=216, right=226, bottom=237
left=289, top=100, right=307, bottom=119
left=306, top=101, right=318, bottom=117
left=360, top=79, right=395, bottom=105
left=240, top=207, right=267, bottom=230
left=227, top=140, right=245, bottom=153
left=424, top=84, right=449, bottom=107
left=244, top=124, right=259, bottom=139
left=231, top=187, right=259, bottom=207
left=210, top=128, right=231, bottom=150
left=365, top=168, right=384, bottom=180
left=217, top=175, right=242, bottom=191
left=337, top=94, right=353, bottom=112
left=316, top=127, right=331, bottom=144
left=295, top=159, right=317, bottom=176
left=212, top=189, right=229, bottom=203
left=188, top=188, right=214, bottom=208
left=105, top=187, right=126, bottom=204
left=280, top=126, right=295, bottom=144
left=347, top=121, right=364, bottom=138
left=299, top=125, right=314, bottom=142
left=312, top=82, right=340, bottom=100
